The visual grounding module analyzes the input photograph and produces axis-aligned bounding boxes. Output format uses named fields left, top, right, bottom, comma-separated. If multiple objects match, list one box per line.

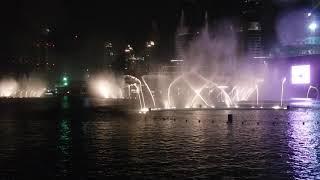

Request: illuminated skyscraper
left=240, top=0, right=264, bottom=59
left=104, top=42, right=116, bottom=69
left=273, top=3, right=320, bottom=58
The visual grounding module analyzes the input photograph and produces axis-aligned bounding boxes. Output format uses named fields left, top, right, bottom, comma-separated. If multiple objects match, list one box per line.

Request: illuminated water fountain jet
left=0, top=78, right=46, bottom=98
left=307, top=85, right=319, bottom=100
left=167, top=74, right=185, bottom=108
left=281, top=77, right=287, bottom=107
left=142, top=76, right=156, bottom=108
left=124, top=75, right=146, bottom=109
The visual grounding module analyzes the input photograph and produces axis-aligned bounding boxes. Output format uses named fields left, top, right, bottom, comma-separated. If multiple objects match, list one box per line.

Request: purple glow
left=291, top=65, right=310, bottom=84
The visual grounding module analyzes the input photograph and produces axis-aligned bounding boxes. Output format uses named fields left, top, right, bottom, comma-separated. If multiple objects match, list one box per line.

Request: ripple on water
left=0, top=108, right=320, bottom=178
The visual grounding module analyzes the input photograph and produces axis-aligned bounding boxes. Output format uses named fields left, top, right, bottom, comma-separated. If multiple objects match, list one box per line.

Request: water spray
left=281, top=77, right=287, bottom=107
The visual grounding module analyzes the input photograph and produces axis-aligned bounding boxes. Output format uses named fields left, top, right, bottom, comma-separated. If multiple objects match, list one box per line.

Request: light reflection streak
left=287, top=111, right=320, bottom=179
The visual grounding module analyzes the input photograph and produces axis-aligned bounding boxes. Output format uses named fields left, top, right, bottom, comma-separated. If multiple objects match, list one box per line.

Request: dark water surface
left=1, top=97, right=320, bottom=179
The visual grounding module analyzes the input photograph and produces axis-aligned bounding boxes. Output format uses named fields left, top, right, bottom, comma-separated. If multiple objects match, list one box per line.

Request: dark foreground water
left=1, top=97, right=320, bottom=179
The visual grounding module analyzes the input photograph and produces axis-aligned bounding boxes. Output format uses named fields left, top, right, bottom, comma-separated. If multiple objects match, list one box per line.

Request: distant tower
left=204, top=11, right=209, bottom=33
left=240, top=0, right=264, bottom=59
left=104, top=42, right=115, bottom=69
left=34, top=27, right=55, bottom=72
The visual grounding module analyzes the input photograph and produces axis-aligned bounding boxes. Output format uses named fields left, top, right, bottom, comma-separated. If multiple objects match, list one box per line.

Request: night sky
left=0, top=0, right=311, bottom=68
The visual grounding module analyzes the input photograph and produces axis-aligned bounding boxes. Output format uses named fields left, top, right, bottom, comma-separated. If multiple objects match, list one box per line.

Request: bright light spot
left=218, top=85, right=229, bottom=89
left=309, top=22, right=318, bottom=32
left=63, top=77, right=68, bottom=81
left=0, top=79, right=18, bottom=97
left=139, top=108, right=148, bottom=114
left=272, top=105, right=281, bottom=110
left=308, top=12, right=312, bottom=17
left=195, top=89, right=201, bottom=94
left=291, top=99, right=313, bottom=107
left=89, top=75, right=124, bottom=99
left=95, top=80, right=110, bottom=98
left=164, top=101, right=170, bottom=109
left=291, top=65, right=310, bottom=84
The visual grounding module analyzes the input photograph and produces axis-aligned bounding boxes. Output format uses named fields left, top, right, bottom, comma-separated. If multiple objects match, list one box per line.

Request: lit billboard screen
left=291, top=65, right=310, bottom=84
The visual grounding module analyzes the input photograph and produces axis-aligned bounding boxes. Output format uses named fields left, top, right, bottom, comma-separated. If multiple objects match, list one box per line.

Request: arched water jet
left=196, top=74, right=233, bottom=107
left=132, top=83, right=143, bottom=109
left=142, top=76, right=156, bottom=108
left=307, top=85, right=319, bottom=99
left=189, top=82, right=211, bottom=107
left=182, top=76, right=211, bottom=107
left=167, top=74, right=186, bottom=108
left=124, top=75, right=145, bottom=108
left=218, top=86, right=233, bottom=107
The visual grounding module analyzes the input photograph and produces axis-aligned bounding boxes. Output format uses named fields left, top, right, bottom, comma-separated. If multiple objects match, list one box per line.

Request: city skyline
left=0, top=0, right=314, bottom=79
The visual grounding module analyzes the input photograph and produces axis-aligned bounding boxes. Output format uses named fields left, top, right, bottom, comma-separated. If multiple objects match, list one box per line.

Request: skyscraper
left=240, top=0, right=264, bottom=59
left=104, top=42, right=116, bottom=69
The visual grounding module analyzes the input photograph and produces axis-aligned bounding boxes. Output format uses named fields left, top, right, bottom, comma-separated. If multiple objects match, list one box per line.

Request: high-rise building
left=104, top=42, right=116, bottom=69
left=273, top=4, right=320, bottom=58
left=240, top=0, right=264, bottom=59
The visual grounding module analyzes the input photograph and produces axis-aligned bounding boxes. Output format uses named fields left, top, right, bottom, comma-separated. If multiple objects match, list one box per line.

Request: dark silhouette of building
left=240, top=0, right=264, bottom=59
left=104, top=42, right=116, bottom=69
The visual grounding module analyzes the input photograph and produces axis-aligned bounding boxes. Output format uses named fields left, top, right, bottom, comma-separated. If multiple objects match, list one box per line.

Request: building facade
left=240, top=0, right=264, bottom=59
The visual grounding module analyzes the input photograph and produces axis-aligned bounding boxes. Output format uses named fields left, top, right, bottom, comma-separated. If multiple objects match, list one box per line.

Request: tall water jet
left=204, top=11, right=209, bottom=33
left=281, top=77, right=287, bottom=107
left=0, top=79, right=18, bottom=97
left=127, top=85, right=131, bottom=98
left=256, top=85, right=259, bottom=106
left=0, top=75, right=46, bottom=98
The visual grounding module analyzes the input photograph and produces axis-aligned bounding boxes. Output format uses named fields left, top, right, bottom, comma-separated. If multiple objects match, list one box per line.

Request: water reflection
left=57, top=118, right=72, bottom=176
left=287, top=110, right=320, bottom=179
left=61, top=96, right=70, bottom=109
